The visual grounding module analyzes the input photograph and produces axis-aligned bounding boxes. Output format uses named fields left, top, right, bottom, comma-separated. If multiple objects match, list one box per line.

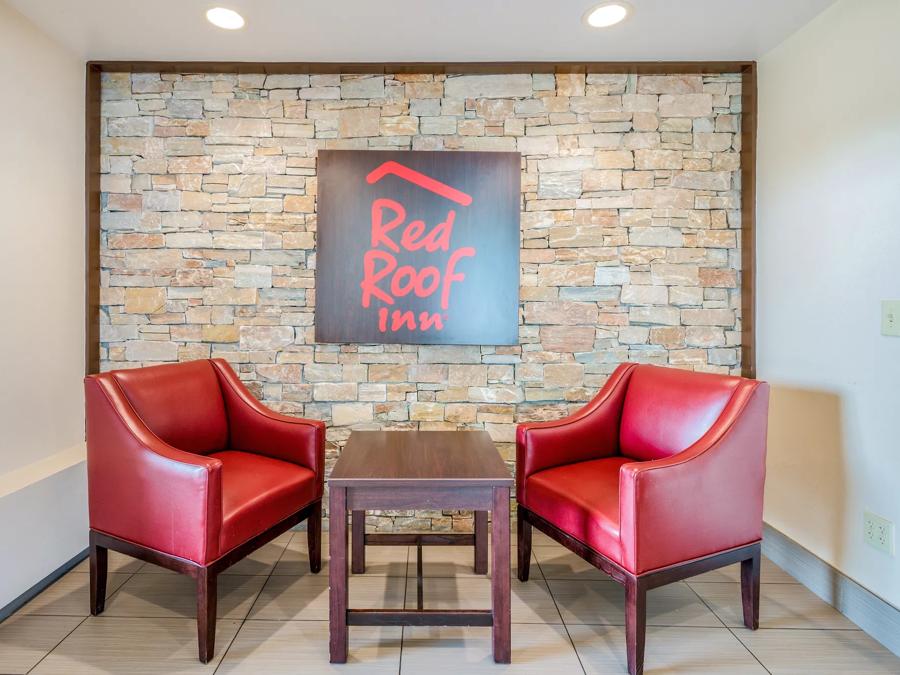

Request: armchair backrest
left=107, top=359, right=229, bottom=454
left=618, top=365, right=744, bottom=461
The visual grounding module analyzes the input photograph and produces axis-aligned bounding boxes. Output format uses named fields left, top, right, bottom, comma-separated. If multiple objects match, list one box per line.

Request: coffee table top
left=329, top=430, right=513, bottom=488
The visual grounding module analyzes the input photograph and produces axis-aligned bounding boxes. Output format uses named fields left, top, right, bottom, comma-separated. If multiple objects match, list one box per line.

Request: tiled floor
left=2, top=529, right=899, bottom=674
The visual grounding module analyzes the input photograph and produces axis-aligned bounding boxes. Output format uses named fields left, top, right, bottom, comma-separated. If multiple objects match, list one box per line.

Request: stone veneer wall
left=99, top=71, right=743, bottom=531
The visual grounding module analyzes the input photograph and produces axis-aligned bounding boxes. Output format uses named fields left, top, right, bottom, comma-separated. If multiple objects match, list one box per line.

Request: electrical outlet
left=881, top=300, right=900, bottom=336
left=864, top=511, right=894, bottom=554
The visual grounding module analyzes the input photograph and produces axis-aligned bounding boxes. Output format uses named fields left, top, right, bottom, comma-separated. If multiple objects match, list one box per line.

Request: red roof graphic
left=366, top=161, right=473, bottom=206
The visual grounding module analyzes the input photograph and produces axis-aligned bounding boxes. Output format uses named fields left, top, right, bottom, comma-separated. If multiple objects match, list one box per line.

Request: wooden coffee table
left=328, top=430, right=513, bottom=663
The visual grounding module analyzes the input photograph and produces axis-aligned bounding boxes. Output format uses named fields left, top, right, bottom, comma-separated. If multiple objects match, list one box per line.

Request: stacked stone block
left=99, top=71, right=744, bottom=531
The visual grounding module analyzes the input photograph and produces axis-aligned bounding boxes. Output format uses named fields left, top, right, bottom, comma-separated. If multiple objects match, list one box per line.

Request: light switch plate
left=881, top=300, right=900, bottom=337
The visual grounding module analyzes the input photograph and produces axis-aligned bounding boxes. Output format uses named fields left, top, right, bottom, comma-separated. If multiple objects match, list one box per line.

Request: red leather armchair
left=84, top=358, right=325, bottom=662
left=516, top=363, right=769, bottom=675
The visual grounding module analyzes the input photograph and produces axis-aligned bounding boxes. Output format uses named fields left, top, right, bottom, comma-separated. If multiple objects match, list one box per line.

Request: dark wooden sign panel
left=315, top=150, right=520, bottom=345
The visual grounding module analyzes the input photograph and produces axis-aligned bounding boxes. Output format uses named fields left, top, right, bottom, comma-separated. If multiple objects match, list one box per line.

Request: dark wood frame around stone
left=84, top=61, right=757, bottom=378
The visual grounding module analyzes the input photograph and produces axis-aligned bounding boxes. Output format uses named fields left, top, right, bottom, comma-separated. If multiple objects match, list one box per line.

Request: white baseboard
left=0, top=547, right=87, bottom=621
left=0, top=458, right=88, bottom=611
left=763, top=523, right=900, bottom=658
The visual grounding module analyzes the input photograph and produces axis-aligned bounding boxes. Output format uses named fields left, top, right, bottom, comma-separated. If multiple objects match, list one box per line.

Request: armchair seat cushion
left=524, top=456, right=631, bottom=566
left=210, top=450, right=317, bottom=559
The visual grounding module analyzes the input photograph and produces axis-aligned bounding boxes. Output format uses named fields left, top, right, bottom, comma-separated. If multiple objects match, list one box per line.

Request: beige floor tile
left=689, top=582, right=859, bottom=629
left=735, top=627, right=900, bottom=674
left=269, top=531, right=329, bottom=576
left=531, top=529, right=563, bottom=548
left=400, top=623, right=582, bottom=673
left=17, top=572, right=131, bottom=617
left=102, top=573, right=266, bottom=619
left=248, top=574, right=405, bottom=621
left=406, top=544, right=486, bottom=578
left=12, top=535, right=898, bottom=675
left=223, top=532, right=294, bottom=576
left=0, top=614, right=83, bottom=674
left=569, top=624, right=768, bottom=674
left=405, top=544, right=531, bottom=579
left=550, top=579, right=722, bottom=627
left=247, top=574, right=327, bottom=621
left=134, top=533, right=294, bottom=576
left=534, top=546, right=606, bottom=581
left=217, top=620, right=401, bottom=673
left=72, top=550, right=144, bottom=575
left=349, top=545, right=411, bottom=576
left=273, top=534, right=409, bottom=577
left=691, top=556, right=798, bottom=584
left=29, top=616, right=240, bottom=674
left=348, top=574, right=407, bottom=609
left=404, top=577, right=562, bottom=624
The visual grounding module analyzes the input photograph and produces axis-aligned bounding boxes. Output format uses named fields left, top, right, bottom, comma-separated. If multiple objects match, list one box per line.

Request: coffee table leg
left=474, top=510, right=488, bottom=574
left=329, top=487, right=349, bottom=663
left=416, top=539, right=424, bottom=610
left=491, top=487, right=511, bottom=663
left=351, top=510, right=366, bottom=574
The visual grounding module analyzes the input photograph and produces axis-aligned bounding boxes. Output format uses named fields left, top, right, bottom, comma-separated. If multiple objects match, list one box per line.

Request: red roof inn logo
left=362, top=162, right=475, bottom=334
left=316, top=150, right=520, bottom=345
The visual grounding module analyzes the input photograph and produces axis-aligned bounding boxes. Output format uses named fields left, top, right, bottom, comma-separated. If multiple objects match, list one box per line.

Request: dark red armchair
left=516, top=363, right=769, bottom=675
left=84, top=358, right=325, bottom=662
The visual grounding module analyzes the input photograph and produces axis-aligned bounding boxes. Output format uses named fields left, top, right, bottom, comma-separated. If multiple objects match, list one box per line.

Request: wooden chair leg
left=197, top=568, right=217, bottom=664
left=516, top=505, right=532, bottom=582
left=625, top=575, right=646, bottom=675
left=89, top=533, right=108, bottom=615
left=308, top=500, right=322, bottom=574
left=741, top=544, right=761, bottom=630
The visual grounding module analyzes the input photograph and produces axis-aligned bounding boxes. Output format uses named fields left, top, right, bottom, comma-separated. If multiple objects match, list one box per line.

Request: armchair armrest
left=618, top=380, right=769, bottom=574
left=516, top=362, right=637, bottom=503
left=210, top=359, right=325, bottom=492
left=84, top=375, right=223, bottom=564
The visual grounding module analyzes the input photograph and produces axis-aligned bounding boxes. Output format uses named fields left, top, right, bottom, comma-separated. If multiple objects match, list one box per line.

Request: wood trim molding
left=85, top=63, right=102, bottom=375
left=87, top=61, right=754, bottom=75
left=83, top=60, right=757, bottom=379
left=739, top=63, right=757, bottom=379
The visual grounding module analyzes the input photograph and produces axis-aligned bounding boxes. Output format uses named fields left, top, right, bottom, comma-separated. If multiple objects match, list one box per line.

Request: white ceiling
left=7, top=0, right=835, bottom=63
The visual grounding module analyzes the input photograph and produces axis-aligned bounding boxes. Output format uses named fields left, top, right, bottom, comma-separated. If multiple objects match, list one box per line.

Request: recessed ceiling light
left=584, top=2, right=630, bottom=28
left=206, top=7, right=245, bottom=30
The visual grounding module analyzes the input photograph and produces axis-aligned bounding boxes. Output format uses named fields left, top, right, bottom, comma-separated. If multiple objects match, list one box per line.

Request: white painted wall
left=758, top=0, right=900, bottom=608
left=0, top=0, right=87, bottom=609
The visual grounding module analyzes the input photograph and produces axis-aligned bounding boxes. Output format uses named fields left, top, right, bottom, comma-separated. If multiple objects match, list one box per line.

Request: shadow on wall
left=765, top=385, right=848, bottom=580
